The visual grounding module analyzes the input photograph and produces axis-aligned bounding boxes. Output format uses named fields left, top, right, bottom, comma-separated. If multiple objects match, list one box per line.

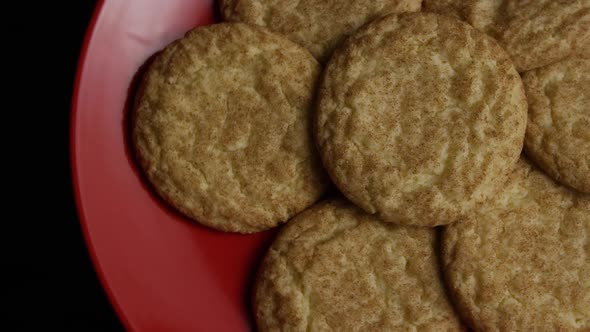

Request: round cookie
left=315, top=13, right=527, bottom=227
left=523, top=58, right=590, bottom=193
left=132, top=23, right=328, bottom=233
left=423, top=0, right=590, bottom=72
left=219, top=0, right=422, bottom=62
left=442, top=158, right=590, bottom=331
left=498, top=0, right=590, bottom=72
left=255, top=199, right=464, bottom=331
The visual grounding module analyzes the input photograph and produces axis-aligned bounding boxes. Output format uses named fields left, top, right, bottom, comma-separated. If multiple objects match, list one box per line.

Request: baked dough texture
left=255, top=199, right=464, bottom=332
left=219, top=0, right=422, bottom=62
left=133, top=23, right=328, bottom=233
left=315, top=13, right=527, bottom=226
left=423, top=0, right=590, bottom=72
left=523, top=57, right=590, bottom=193
left=442, top=158, right=590, bottom=331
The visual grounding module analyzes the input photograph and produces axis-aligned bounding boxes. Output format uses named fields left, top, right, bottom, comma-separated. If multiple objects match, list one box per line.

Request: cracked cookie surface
left=523, top=58, right=590, bottom=193
left=219, top=0, right=422, bottom=62
left=423, top=0, right=590, bottom=72
left=132, top=23, right=328, bottom=233
left=255, top=199, right=464, bottom=331
left=315, top=13, right=527, bottom=227
left=442, top=158, right=590, bottom=331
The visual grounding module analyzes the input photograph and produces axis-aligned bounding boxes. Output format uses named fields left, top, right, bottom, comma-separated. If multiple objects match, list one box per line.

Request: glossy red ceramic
left=71, top=1, right=275, bottom=330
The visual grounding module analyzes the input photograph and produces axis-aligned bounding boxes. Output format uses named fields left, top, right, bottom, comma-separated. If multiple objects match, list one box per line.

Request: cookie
left=315, top=13, right=527, bottom=227
left=523, top=58, right=590, bottom=193
left=423, top=0, right=590, bottom=72
left=219, top=0, right=422, bottom=62
left=132, top=23, right=328, bottom=233
left=442, top=158, right=590, bottom=331
left=423, top=0, right=504, bottom=34
left=254, top=199, right=464, bottom=331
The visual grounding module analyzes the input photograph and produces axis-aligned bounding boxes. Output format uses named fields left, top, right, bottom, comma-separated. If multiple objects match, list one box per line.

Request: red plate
left=71, top=1, right=275, bottom=330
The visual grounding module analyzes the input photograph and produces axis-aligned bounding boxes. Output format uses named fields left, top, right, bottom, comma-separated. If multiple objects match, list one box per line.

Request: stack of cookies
left=132, top=1, right=589, bottom=330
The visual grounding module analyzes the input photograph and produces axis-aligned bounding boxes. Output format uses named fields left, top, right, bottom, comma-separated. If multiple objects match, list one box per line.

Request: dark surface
left=12, top=1, right=125, bottom=330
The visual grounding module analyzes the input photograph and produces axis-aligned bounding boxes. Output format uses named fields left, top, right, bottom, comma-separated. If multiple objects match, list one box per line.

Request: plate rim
left=70, top=0, right=134, bottom=330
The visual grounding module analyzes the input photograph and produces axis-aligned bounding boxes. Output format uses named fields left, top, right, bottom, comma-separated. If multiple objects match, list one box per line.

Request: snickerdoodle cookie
left=133, top=23, right=328, bottom=233
left=442, top=158, right=590, bottom=331
left=523, top=57, right=590, bottom=193
left=255, top=199, right=464, bottom=331
left=315, top=13, right=527, bottom=226
left=423, top=0, right=590, bottom=72
left=219, top=0, right=422, bottom=62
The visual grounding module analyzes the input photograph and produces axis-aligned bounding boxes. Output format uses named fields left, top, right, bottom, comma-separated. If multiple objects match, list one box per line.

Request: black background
left=11, top=1, right=125, bottom=330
